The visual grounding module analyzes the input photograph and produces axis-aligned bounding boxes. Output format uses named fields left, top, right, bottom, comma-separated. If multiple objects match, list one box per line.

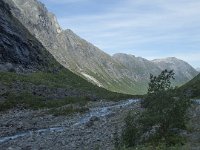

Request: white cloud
left=42, top=0, right=200, bottom=67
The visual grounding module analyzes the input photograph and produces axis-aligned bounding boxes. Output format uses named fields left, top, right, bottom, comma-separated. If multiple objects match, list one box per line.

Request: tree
left=148, top=69, right=175, bottom=94
left=141, top=69, right=190, bottom=145
left=121, top=70, right=190, bottom=148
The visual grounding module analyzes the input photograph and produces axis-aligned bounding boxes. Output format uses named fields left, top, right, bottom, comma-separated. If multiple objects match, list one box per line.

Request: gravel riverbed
left=0, top=99, right=141, bottom=150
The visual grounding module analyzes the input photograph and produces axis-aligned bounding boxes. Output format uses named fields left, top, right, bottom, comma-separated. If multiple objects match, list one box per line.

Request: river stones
left=85, top=116, right=100, bottom=127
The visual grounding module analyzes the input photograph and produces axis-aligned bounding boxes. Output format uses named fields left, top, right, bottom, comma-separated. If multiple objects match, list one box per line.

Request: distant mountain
left=4, top=0, right=198, bottom=95
left=152, top=57, right=198, bottom=86
left=196, top=68, right=200, bottom=72
left=0, top=0, right=130, bottom=101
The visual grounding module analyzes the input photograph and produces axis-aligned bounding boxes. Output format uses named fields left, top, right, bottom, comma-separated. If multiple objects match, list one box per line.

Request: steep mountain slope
left=152, top=57, right=198, bottom=85
left=112, top=54, right=198, bottom=90
left=112, top=53, right=161, bottom=80
left=196, top=68, right=200, bottom=72
left=4, top=0, right=130, bottom=91
left=0, top=0, right=58, bottom=72
left=4, top=0, right=198, bottom=95
left=179, top=73, right=200, bottom=98
left=0, top=0, right=131, bottom=103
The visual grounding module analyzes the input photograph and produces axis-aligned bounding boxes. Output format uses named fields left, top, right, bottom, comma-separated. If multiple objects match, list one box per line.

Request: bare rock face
left=0, top=0, right=58, bottom=72
left=4, top=0, right=198, bottom=94
left=5, top=0, right=62, bottom=54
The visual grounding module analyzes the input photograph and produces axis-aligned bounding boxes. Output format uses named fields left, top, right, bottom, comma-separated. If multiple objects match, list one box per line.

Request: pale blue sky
left=39, top=0, right=200, bottom=68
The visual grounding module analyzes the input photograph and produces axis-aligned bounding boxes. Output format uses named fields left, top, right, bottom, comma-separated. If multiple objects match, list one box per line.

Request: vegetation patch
left=118, top=70, right=191, bottom=149
left=178, top=73, right=200, bottom=98
left=0, top=71, right=136, bottom=101
left=0, top=92, right=89, bottom=112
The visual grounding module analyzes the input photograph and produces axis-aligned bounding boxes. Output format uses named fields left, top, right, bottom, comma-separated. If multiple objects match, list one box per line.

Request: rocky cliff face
left=0, top=0, right=131, bottom=101
left=0, top=0, right=59, bottom=72
left=4, top=0, right=198, bottom=94
left=5, top=0, right=62, bottom=51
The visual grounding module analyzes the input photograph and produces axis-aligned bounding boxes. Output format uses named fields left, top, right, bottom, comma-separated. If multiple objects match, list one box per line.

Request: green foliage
left=142, top=70, right=190, bottom=144
left=0, top=71, right=135, bottom=101
left=0, top=92, right=89, bottom=112
left=121, top=111, right=142, bottom=147
left=120, top=143, right=190, bottom=150
left=121, top=70, right=191, bottom=149
left=148, top=69, right=175, bottom=94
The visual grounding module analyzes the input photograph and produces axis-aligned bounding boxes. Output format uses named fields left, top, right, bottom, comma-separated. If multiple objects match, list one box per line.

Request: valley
left=4, top=0, right=198, bottom=95
left=0, top=0, right=200, bottom=149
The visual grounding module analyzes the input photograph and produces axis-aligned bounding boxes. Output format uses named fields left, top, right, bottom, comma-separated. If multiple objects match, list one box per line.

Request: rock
left=17, top=122, right=23, bottom=130
left=61, top=140, right=66, bottom=146
left=0, top=0, right=61, bottom=72
left=90, top=116, right=100, bottom=122
left=0, top=63, right=15, bottom=72
left=8, top=147, right=21, bottom=150
left=85, top=116, right=100, bottom=127
left=85, top=120, right=94, bottom=127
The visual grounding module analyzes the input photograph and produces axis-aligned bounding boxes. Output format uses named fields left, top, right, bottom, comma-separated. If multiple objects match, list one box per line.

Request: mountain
left=0, top=0, right=59, bottom=73
left=0, top=0, right=131, bottom=102
left=179, top=73, right=200, bottom=98
left=4, top=0, right=198, bottom=95
left=152, top=57, right=198, bottom=86
left=196, top=68, right=200, bottom=72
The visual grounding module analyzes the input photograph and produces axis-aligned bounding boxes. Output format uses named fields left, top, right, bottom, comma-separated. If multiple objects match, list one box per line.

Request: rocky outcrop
left=4, top=0, right=198, bottom=94
left=0, top=0, right=59, bottom=72
left=0, top=0, right=121, bottom=101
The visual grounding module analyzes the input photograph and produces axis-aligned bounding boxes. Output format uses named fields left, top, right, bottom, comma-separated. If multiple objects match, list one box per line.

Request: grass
left=0, top=70, right=140, bottom=114
left=0, top=70, right=137, bottom=101
left=0, top=92, right=89, bottom=112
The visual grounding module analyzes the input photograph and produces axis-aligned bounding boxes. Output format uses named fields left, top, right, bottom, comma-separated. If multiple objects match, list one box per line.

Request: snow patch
left=81, top=73, right=102, bottom=87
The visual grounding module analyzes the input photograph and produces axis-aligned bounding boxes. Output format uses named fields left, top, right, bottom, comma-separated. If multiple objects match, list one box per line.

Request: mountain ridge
left=196, top=68, right=200, bottom=72
left=0, top=0, right=132, bottom=102
left=4, top=0, right=198, bottom=94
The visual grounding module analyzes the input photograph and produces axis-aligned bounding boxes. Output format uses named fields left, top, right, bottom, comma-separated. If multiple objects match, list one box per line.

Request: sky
left=39, top=0, right=200, bottom=68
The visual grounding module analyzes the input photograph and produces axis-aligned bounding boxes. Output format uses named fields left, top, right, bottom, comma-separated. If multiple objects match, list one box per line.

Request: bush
left=121, top=111, right=142, bottom=147
left=121, top=70, right=191, bottom=148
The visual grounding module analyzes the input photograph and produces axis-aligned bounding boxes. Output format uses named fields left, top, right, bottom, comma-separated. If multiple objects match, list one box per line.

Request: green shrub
left=121, top=70, right=191, bottom=148
left=121, top=111, right=142, bottom=147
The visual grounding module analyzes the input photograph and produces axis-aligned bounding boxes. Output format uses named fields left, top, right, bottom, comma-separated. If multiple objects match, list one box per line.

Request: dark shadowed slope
left=179, top=73, right=200, bottom=98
